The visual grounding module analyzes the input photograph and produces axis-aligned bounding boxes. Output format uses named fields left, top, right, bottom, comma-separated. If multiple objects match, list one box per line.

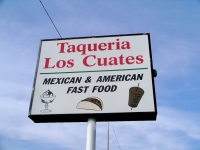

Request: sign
left=29, top=33, right=157, bottom=123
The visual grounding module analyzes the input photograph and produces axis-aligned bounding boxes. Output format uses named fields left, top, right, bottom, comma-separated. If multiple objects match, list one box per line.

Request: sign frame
left=28, top=33, right=157, bottom=123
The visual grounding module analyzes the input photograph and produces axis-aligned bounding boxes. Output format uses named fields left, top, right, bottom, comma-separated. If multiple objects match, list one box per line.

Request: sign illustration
left=40, top=89, right=56, bottom=113
left=128, top=84, right=144, bottom=109
left=77, top=97, right=103, bottom=111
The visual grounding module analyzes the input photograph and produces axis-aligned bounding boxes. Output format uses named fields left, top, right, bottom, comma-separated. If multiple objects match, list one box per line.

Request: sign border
left=28, top=33, right=157, bottom=123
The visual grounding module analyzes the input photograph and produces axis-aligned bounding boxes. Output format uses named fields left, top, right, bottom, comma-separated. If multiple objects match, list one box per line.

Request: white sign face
left=29, top=34, right=157, bottom=122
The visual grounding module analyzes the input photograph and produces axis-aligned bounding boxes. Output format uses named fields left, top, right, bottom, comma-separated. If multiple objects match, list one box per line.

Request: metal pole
left=86, top=118, right=96, bottom=150
left=106, top=122, right=109, bottom=150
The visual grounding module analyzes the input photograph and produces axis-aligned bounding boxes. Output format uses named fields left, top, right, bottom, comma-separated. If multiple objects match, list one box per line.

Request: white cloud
left=0, top=54, right=199, bottom=150
left=0, top=86, right=200, bottom=150
left=108, top=111, right=199, bottom=150
left=0, top=1, right=200, bottom=150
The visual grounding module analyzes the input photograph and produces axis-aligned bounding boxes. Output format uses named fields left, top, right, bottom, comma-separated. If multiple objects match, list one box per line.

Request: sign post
left=107, top=122, right=109, bottom=150
left=86, top=118, right=96, bottom=150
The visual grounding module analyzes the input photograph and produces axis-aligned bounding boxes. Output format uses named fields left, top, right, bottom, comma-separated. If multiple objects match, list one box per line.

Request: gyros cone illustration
left=77, top=97, right=103, bottom=111
left=128, top=85, right=144, bottom=109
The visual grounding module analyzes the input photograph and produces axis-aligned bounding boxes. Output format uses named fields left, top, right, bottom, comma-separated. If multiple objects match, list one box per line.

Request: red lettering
left=116, top=39, right=120, bottom=50
left=77, top=44, right=86, bottom=55
left=57, top=39, right=131, bottom=55
left=107, top=42, right=115, bottom=50
left=109, top=57, right=118, bottom=65
left=57, top=42, right=68, bottom=53
left=88, top=43, right=97, bottom=51
left=126, top=56, right=134, bottom=64
left=121, top=41, right=131, bottom=49
left=118, top=54, right=125, bottom=65
left=136, top=55, right=144, bottom=64
left=98, top=43, right=107, bottom=51
left=43, top=58, right=55, bottom=69
left=97, top=57, right=107, bottom=66
left=67, top=45, right=75, bottom=53
left=67, top=59, right=74, bottom=68
left=83, top=55, right=96, bottom=67
left=56, top=60, right=66, bottom=68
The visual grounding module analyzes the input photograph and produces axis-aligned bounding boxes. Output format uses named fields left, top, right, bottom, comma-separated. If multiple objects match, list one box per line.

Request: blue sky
left=0, top=0, right=200, bottom=150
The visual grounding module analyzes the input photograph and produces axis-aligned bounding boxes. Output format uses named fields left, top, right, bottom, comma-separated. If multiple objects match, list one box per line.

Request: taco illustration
left=76, top=97, right=103, bottom=111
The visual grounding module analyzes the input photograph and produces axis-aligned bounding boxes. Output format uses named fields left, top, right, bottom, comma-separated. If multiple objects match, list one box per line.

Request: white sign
left=29, top=34, right=157, bottom=122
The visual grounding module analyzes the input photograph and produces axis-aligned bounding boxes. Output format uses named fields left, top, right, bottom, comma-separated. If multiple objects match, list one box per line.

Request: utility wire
left=39, top=0, right=62, bottom=38
left=111, top=123, right=122, bottom=150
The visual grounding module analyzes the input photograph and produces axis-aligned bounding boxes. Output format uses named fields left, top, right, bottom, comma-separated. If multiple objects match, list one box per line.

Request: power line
left=39, top=0, right=62, bottom=38
left=111, top=123, right=122, bottom=150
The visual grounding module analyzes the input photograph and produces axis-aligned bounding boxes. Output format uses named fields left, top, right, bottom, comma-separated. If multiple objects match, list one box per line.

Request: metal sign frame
left=28, top=33, right=157, bottom=123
